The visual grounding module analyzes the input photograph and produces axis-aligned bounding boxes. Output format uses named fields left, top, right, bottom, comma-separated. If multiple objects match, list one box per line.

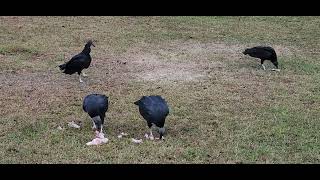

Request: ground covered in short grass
left=0, top=16, right=319, bottom=163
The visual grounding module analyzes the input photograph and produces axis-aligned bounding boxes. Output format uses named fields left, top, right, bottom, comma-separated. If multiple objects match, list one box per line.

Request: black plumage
left=59, top=40, right=95, bottom=82
left=243, top=46, right=279, bottom=70
left=134, top=95, right=169, bottom=140
left=83, top=94, right=108, bottom=134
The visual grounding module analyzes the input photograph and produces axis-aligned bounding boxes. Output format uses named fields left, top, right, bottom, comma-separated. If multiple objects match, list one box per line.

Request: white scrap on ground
left=86, top=137, right=108, bottom=146
left=131, top=138, right=143, bottom=144
left=271, top=69, right=281, bottom=72
left=57, top=126, right=63, bottom=130
left=145, top=133, right=155, bottom=140
left=86, top=132, right=108, bottom=146
left=67, top=121, right=81, bottom=129
left=117, top=132, right=128, bottom=138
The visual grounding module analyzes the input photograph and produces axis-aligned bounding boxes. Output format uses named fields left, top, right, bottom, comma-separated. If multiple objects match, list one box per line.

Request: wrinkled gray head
left=82, top=40, right=95, bottom=54
left=159, top=127, right=165, bottom=139
left=86, top=40, right=96, bottom=47
left=273, top=61, right=279, bottom=69
left=86, top=40, right=95, bottom=47
left=92, top=116, right=102, bottom=132
left=242, top=49, right=249, bottom=55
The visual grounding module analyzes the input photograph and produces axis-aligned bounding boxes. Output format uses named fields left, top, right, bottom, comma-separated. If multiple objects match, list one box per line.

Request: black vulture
left=242, top=46, right=280, bottom=71
left=83, top=94, right=108, bottom=138
left=134, top=96, right=169, bottom=140
left=59, top=40, right=95, bottom=82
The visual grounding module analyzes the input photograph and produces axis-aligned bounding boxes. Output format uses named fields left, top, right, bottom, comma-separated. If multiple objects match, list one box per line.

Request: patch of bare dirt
left=122, top=41, right=243, bottom=82
left=178, top=41, right=245, bottom=57
left=125, top=52, right=205, bottom=82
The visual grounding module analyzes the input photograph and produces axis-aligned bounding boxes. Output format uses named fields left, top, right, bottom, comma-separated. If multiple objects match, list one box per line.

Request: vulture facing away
left=83, top=94, right=108, bottom=138
left=134, top=95, right=169, bottom=140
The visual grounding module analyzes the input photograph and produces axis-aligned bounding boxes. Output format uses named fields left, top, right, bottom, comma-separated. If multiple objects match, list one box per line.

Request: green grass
left=0, top=16, right=319, bottom=163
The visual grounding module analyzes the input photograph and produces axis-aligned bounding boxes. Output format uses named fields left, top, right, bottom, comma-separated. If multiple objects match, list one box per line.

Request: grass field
left=0, top=16, right=319, bottom=163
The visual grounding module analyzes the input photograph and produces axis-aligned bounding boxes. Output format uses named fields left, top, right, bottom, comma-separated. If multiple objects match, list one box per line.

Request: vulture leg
left=149, top=129, right=154, bottom=140
left=78, top=72, right=84, bottom=83
left=100, top=125, right=103, bottom=134
left=79, top=76, right=84, bottom=83
left=260, top=60, right=266, bottom=70
left=91, top=119, right=96, bottom=130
